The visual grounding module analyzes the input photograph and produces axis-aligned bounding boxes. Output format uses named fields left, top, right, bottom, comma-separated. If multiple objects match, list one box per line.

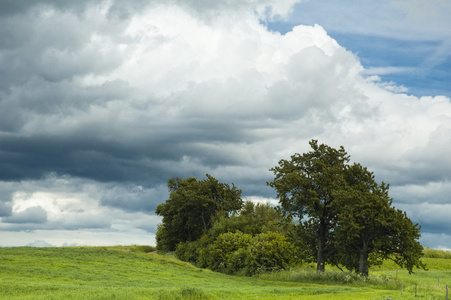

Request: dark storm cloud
left=0, top=0, right=325, bottom=191
left=0, top=201, right=12, bottom=217
left=0, top=2, right=129, bottom=94
left=0, top=133, right=169, bottom=183
left=3, top=206, right=47, bottom=224
left=0, top=183, right=15, bottom=219
left=1, top=215, right=111, bottom=232
left=0, top=79, right=132, bottom=133
left=99, top=184, right=167, bottom=213
left=0, top=0, right=147, bottom=17
left=0, top=116, right=259, bottom=186
left=0, top=0, right=89, bottom=16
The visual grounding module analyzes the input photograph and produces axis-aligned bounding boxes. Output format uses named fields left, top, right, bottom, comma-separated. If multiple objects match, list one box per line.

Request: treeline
left=155, top=140, right=424, bottom=277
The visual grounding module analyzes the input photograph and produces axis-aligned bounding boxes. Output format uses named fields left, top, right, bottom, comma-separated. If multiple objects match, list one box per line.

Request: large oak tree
left=268, top=140, right=423, bottom=274
left=335, top=163, right=424, bottom=276
left=268, top=140, right=349, bottom=271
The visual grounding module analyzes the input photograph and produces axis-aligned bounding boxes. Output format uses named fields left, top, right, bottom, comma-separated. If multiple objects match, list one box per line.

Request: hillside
left=0, top=246, right=449, bottom=299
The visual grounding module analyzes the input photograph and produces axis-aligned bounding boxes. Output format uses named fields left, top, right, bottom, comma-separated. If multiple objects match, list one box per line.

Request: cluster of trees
left=156, top=140, right=424, bottom=277
left=175, top=203, right=298, bottom=275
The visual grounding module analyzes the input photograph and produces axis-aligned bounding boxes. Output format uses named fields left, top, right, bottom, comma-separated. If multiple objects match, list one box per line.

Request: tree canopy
left=267, top=140, right=349, bottom=271
left=155, top=174, right=242, bottom=252
left=174, top=201, right=299, bottom=275
left=267, top=140, right=424, bottom=275
left=335, top=163, right=424, bottom=276
left=155, top=141, right=424, bottom=277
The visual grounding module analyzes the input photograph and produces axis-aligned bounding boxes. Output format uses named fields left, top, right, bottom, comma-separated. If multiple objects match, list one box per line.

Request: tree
left=334, top=163, right=392, bottom=276
left=175, top=201, right=294, bottom=267
left=208, top=201, right=290, bottom=238
left=334, top=163, right=424, bottom=276
left=267, top=140, right=349, bottom=271
left=268, top=140, right=424, bottom=275
left=155, top=174, right=242, bottom=252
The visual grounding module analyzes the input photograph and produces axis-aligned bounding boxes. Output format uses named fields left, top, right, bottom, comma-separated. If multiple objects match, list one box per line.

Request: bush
left=198, top=231, right=253, bottom=271
left=175, top=241, right=198, bottom=263
left=245, top=231, right=298, bottom=275
left=192, top=231, right=298, bottom=276
left=423, top=247, right=451, bottom=259
left=227, top=247, right=249, bottom=273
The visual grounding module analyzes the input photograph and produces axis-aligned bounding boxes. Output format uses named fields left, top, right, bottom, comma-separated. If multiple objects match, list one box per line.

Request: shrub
left=175, top=241, right=198, bottom=263
left=423, top=247, right=451, bottom=259
left=198, top=231, right=253, bottom=271
left=194, top=231, right=298, bottom=276
left=175, top=230, right=299, bottom=276
left=226, top=247, right=249, bottom=273
left=245, top=231, right=298, bottom=275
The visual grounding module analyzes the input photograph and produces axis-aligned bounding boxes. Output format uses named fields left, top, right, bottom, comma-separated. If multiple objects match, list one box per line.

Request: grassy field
left=1, top=246, right=450, bottom=299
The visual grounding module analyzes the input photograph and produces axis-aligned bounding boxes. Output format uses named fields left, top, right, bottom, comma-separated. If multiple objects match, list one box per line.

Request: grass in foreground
left=1, top=246, right=451, bottom=299
left=0, top=246, right=390, bottom=299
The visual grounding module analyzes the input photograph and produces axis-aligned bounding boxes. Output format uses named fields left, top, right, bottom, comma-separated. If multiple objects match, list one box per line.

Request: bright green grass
left=0, top=246, right=391, bottom=300
left=1, top=246, right=451, bottom=299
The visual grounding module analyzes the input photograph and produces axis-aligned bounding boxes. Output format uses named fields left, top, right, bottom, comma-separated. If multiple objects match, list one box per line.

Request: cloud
left=99, top=184, right=167, bottom=213
left=0, top=5, right=365, bottom=188
left=397, top=202, right=451, bottom=237
left=0, top=175, right=165, bottom=238
left=420, top=232, right=451, bottom=250
left=392, top=181, right=451, bottom=205
left=0, top=202, right=12, bottom=217
left=1, top=0, right=451, bottom=247
left=363, top=67, right=418, bottom=76
left=3, top=206, right=47, bottom=224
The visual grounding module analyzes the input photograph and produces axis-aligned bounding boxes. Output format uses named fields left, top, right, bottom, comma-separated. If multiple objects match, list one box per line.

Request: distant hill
left=25, top=240, right=55, bottom=247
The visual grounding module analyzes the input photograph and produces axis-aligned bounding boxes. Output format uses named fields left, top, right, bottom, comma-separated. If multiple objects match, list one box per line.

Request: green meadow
left=1, top=246, right=451, bottom=299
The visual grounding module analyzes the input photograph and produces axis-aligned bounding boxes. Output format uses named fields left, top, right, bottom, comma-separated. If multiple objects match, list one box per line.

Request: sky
left=0, top=0, right=450, bottom=248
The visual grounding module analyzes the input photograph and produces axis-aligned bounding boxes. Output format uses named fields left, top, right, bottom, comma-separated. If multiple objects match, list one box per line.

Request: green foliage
left=422, top=247, right=451, bottom=259
left=156, top=174, right=242, bottom=251
left=334, top=163, right=398, bottom=275
left=174, top=202, right=299, bottom=276
left=226, top=247, right=249, bottom=274
left=198, top=231, right=253, bottom=272
left=162, top=140, right=425, bottom=279
left=333, top=163, right=424, bottom=276
left=174, top=240, right=199, bottom=263
left=268, top=140, right=424, bottom=276
left=267, top=139, right=350, bottom=271
left=177, top=233, right=216, bottom=265
left=381, top=209, right=425, bottom=273
left=244, top=231, right=299, bottom=275
left=208, top=201, right=290, bottom=238
left=155, top=223, right=180, bottom=252
left=193, top=231, right=298, bottom=276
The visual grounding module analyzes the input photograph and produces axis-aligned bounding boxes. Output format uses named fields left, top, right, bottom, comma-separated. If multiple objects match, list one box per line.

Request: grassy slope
left=0, top=246, right=449, bottom=299
left=0, top=246, right=388, bottom=300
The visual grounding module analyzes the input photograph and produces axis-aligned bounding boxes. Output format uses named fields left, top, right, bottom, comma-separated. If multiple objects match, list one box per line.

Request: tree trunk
left=317, top=220, right=327, bottom=272
left=358, top=242, right=369, bottom=277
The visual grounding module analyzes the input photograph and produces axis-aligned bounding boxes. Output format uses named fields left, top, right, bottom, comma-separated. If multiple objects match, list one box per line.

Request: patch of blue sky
left=331, top=33, right=451, bottom=98
left=266, top=21, right=451, bottom=98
